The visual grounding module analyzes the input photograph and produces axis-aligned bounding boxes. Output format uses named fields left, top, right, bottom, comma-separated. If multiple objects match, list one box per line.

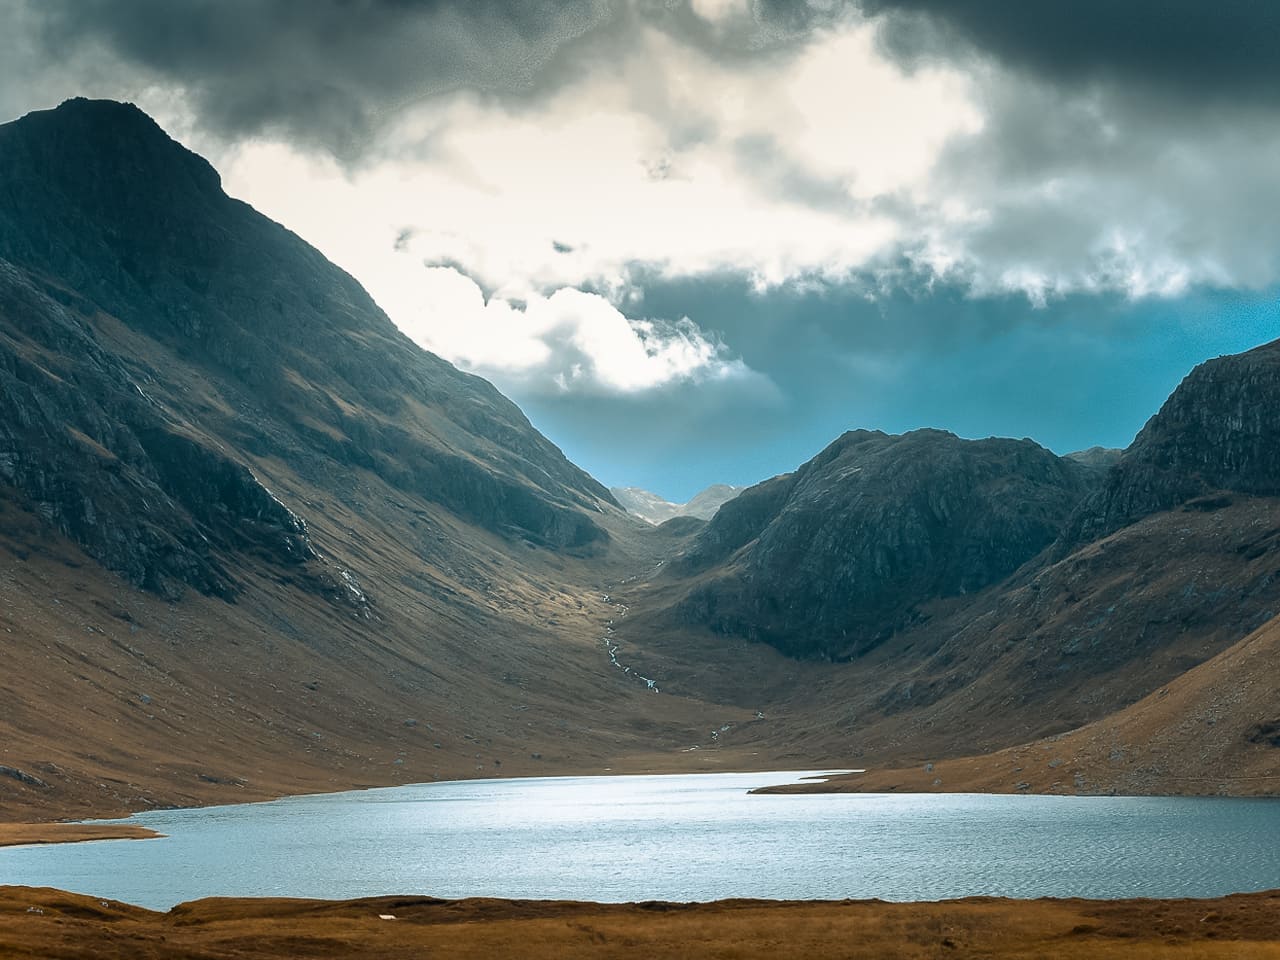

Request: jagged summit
left=1068, top=336, right=1280, bottom=545
left=6, top=98, right=217, bottom=180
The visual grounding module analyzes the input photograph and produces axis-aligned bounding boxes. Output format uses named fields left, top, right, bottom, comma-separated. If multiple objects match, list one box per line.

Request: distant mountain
left=1064, top=445, right=1123, bottom=473
left=611, top=483, right=742, bottom=525
left=665, top=430, right=1100, bottom=660
left=628, top=341, right=1280, bottom=779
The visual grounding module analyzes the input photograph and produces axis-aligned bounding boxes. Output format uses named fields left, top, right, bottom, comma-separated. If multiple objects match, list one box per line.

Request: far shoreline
left=0, top=768, right=853, bottom=847
left=0, top=823, right=164, bottom=849
left=5, top=761, right=1276, bottom=850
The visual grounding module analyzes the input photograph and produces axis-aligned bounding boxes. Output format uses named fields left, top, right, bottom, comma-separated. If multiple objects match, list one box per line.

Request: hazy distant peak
left=611, top=484, right=743, bottom=525
left=1064, top=446, right=1123, bottom=471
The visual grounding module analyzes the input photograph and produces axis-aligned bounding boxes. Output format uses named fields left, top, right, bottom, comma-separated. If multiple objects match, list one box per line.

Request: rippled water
left=3, top=772, right=1277, bottom=910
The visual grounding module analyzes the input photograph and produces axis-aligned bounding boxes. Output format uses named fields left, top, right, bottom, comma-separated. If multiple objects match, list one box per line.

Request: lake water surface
left=3, top=772, right=1277, bottom=910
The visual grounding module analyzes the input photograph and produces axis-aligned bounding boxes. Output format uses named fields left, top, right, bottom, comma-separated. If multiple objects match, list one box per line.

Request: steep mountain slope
left=667, top=429, right=1099, bottom=660
left=611, top=484, right=742, bottom=525
left=0, top=98, right=614, bottom=601
left=0, top=99, right=782, bottom=821
left=2, top=98, right=1277, bottom=817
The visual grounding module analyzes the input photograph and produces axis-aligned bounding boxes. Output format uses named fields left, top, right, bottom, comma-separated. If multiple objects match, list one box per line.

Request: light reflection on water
left=1, top=771, right=1277, bottom=910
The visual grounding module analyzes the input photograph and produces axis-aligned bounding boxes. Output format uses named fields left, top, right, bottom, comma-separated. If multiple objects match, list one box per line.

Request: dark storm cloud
left=860, top=1, right=1280, bottom=102
left=24, top=0, right=613, bottom=154
left=15, top=0, right=854, bottom=158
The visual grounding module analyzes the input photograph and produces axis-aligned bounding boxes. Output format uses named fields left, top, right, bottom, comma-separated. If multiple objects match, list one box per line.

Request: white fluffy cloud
left=220, top=20, right=976, bottom=290
left=389, top=265, right=754, bottom=394
left=204, top=18, right=978, bottom=393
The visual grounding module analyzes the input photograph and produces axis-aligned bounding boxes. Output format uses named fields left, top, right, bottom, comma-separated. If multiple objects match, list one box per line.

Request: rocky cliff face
left=1068, top=338, right=1280, bottom=544
left=0, top=260, right=321, bottom=599
left=0, top=99, right=615, bottom=599
left=674, top=429, right=1100, bottom=660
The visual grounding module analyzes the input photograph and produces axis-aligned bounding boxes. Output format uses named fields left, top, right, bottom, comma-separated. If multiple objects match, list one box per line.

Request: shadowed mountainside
left=0, top=98, right=615, bottom=602
left=1067, top=340, right=1280, bottom=545
left=667, top=430, right=1100, bottom=660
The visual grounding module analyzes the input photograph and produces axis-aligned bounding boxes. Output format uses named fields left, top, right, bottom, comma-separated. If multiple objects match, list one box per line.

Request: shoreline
left=0, top=767, right=853, bottom=846
left=2, top=886, right=1277, bottom=958
left=751, top=764, right=1280, bottom=797
left=0, top=823, right=164, bottom=848
left=6, top=761, right=1276, bottom=849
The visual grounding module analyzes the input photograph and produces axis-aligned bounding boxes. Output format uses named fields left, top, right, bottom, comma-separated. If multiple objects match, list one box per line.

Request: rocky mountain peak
left=673, top=428, right=1103, bottom=660
left=0, top=99, right=615, bottom=601
left=1068, top=337, right=1280, bottom=544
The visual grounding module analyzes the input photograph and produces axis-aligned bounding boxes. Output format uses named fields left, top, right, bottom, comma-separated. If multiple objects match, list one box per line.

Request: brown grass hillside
left=762, top=605, right=1280, bottom=797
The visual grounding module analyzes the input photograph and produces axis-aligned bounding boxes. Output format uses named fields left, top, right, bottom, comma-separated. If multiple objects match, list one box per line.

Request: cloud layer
left=863, top=1, right=1280, bottom=100
left=25, top=0, right=615, bottom=155
left=13, top=0, right=1280, bottom=310
left=4, top=1, right=1279, bottom=495
left=393, top=266, right=759, bottom=395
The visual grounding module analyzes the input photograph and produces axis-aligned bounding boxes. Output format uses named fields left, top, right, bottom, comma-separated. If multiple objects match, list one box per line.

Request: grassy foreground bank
left=1, top=886, right=1277, bottom=958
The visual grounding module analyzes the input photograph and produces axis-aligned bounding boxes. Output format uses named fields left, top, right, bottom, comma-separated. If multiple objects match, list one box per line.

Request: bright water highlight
left=2, top=772, right=1277, bottom=910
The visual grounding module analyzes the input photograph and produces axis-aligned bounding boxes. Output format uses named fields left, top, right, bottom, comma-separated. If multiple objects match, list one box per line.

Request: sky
left=3, top=1, right=1279, bottom=499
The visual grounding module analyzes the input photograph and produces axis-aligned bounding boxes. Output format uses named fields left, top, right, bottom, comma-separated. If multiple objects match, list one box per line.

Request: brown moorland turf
left=0, top=824, right=161, bottom=848
left=0, top=886, right=1277, bottom=959
left=755, top=605, right=1280, bottom=798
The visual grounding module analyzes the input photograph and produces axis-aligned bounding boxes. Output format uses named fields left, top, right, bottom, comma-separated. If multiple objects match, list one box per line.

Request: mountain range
left=610, top=484, right=742, bottom=525
left=0, top=99, right=1275, bottom=822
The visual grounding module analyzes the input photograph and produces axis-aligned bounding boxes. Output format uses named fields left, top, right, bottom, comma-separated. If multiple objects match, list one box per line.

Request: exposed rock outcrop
left=674, top=429, right=1100, bottom=660
left=1068, top=339, right=1280, bottom=545
left=0, top=261, right=308, bottom=598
